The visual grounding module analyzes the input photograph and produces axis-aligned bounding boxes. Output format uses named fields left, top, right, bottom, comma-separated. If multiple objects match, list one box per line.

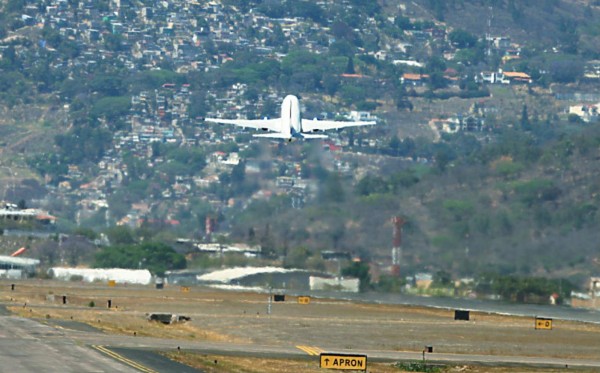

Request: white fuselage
left=280, top=95, right=302, bottom=137
left=204, top=94, right=375, bottom=141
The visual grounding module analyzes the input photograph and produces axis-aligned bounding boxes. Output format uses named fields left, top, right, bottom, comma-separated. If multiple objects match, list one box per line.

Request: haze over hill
left=1, top=0, right=600, bottom=297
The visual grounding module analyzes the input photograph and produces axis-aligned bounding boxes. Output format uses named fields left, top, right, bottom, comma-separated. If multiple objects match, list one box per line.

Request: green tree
left=341, top=261, right=371, bottom=292
left=432, top=270, right=452, bottom=287
left=105, top=225, right=136, bottom=245
left=449, top=29, right=477, bottom=48
left=520, top=104, right=531, bottom=130
left=89, top=96, right=131, bottom=124
left=320, top=173, right=345, bottom=203
left=94, top=241, right=186, bottom=276
left=426, top=0, right=447, bottom=20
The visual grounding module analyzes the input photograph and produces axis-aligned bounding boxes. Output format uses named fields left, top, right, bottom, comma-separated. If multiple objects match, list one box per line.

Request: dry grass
left=4, top=283, right=245, bottom=343
left=165, top=352, right=439, bottom=373
left=163, top=353, right=600, bottom=373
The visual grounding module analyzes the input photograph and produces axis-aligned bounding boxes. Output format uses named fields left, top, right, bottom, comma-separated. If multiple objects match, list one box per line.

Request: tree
left=547, top=56, right=584, bottom=83
left=449, top=29, right=477, bottom=48
left=520, top=104, right=531, bottom=130
left=322, top=73, right=341, bottom=96
left=432, top=270, right=452, bottom=287
left=345, top=56, right=355, bottom=74
left=94, top=241, right=186, bottom=276
left=433, top=143, right=456, bottom=172
left=320, top=173, right=345, bottom=203
left=426, top=56, right=447, bottom=73
left=266, top=23, right=286, bottom=49
left=89, top=96, right=131, bottom=124
left=291, top=1, right=325, bottom=24
left=355, top=175, right=388, bottom=196
left=389, top=135, right=401, bottom=156
left=394, top=16, right=412, bottom=30
left=512, top=179, right=561, bottom=207
left=341, top=261, right=371, bottom=292
left=105, top=226, right=136, bottom=245
left=90, top=74, right=125, bottom=97
left=103, top=33, right=126, bottom=52
left=376, top=274, right=405, bottom=292
left=55, top=126, right=113, bottom=164
left=331, top=21, right=358, bottom=44
left=5, top=0, right=26, bottom=13
left=284, top=246, right=310, bottom=268
left=257, top=2, right=285, bottom=18
left=428, top=71, right=447, bottom=90
left=329, top=40, right=355, bottom=58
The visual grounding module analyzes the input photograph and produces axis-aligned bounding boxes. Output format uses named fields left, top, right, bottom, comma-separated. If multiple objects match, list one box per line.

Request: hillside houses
left=569, top=103, right=600, bottom=123
left=478, top=70, right=532, bottom=85
left=7, top=0, right=590, bottom=243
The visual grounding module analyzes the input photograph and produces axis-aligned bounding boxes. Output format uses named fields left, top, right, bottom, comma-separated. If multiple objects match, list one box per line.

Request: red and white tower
left=391, top=216, right=405, bottom=277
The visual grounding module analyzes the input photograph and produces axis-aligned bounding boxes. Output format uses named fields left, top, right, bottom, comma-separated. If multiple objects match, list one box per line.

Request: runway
left=0, top=316, right=140, bottom=373
left=302, top=290, right=600, bottom=324
left=0, top=316, right=199, bottom=373
left=1, top=313, right=599, bottom=372
left=2, top=280, right=600, bottom=372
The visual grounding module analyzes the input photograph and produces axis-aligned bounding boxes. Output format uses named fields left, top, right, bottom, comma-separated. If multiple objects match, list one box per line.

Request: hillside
left=414, top=0, right=594, bottom=46
left=1, top=0, right=600, bottom=289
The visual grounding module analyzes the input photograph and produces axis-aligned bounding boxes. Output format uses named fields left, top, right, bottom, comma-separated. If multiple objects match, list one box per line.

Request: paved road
left=105, top=347, right=200, bottom=373
left=0, top=316, right=140, bottom=373
left=0, top=316, right=201, bottom=372
left=305, top=291, right=600, bottom=324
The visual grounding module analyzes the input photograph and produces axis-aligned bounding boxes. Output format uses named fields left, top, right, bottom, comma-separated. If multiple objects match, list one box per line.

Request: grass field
left=2, top=279, right=599, bottom=372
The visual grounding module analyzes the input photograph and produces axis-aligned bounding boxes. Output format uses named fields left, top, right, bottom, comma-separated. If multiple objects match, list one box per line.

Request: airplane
left=204, top=95, right=376, bottom=141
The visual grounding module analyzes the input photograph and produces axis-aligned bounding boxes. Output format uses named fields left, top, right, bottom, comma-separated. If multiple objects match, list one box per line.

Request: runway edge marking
left=92, top=345, right=158, bottom=373
left=296, top=345, right=325, bottom=356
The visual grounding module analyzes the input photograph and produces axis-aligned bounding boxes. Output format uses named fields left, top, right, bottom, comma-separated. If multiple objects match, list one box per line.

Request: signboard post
left=298, top=296, right=311, bottom=304
left=319, top=353, right=367, bottom=371
left=535, top=317, right=553, bottom=330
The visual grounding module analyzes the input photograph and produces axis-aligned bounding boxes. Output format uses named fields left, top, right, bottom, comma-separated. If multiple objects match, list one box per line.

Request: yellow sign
left=298, top=296, right=311, bottom=304
left=320, top=353, right=367, bottom=371
left=180, top=286, right=190, bottom=293
left=535, top=317, right=552, bottom=330
left=108, top=280, right=116, bottom=287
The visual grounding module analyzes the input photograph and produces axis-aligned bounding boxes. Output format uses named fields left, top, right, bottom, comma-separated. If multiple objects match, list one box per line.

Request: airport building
left=195, top=266, right=359, bottom=292
left=0, top=256, right=40, bottom=279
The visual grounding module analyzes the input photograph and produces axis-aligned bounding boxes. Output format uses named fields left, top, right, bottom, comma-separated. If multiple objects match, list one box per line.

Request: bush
left=393, top=361, right=444, bottom=372
left=568, top=113, right=583, bottom=123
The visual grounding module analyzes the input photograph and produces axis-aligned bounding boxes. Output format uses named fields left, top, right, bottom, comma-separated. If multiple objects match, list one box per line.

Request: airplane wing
left=301, top=118, right=376, bottom=132
left=205, top=118, right=282, bottom=132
